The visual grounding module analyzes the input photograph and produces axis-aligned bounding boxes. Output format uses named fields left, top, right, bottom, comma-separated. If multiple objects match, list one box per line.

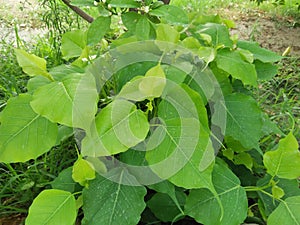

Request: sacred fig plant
left=0, top=0, right=299, bottom=224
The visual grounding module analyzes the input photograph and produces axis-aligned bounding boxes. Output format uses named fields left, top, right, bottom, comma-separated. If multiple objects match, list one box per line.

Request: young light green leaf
left=268, top=196, right=300, bottom=225
left=213, top=93, right=263, bottom=150
left=61, top=30, right=86, bottom=60
left=72, top=156, right=96, bottom=187
left=156, top=24, right=180, bottom=43
left=0, top=94, right=57, bottom=163
left=185, top=160, right=248, bottom=225
left=216, top=49, right=257, bottom=86
left=272, top=185, right=285, bottom=199
left=87, top=16, right=111, bottom=46
left=30, top=73, right=98, bottom=130
left=81, top=99, right=149, bottom=157
left=233, top=152, right=253, bottom=171
left=237, top=40, right=282, bottom=63
left=139, top=64, right=166, bottom=99
left=26, top=189, right=77, bottom=225
left=14, top=49, right=53, bottom=80
left=82, top=171, right=147, bottom=225
left=263, top=132, right=300, bottom=179
left=149, top=5, right=188, bottom=25
left=135, top=15, right=150, bottom=40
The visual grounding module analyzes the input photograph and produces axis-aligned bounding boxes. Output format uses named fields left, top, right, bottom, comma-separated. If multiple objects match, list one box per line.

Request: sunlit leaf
left=26, top=189, right=77, bottom=225
left=0, top=94, right=57, bottom=163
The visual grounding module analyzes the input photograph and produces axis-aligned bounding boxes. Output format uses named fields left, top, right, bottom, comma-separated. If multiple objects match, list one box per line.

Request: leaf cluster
left=0, top=1, right=299, bottom=224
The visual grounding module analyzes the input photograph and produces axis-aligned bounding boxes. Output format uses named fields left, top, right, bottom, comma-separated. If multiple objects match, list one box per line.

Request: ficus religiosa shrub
left=0, top=0, right=299, bottom=224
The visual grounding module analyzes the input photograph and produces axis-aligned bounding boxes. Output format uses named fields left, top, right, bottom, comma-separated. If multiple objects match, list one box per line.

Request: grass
left=0, top=137, right=77, bottom=216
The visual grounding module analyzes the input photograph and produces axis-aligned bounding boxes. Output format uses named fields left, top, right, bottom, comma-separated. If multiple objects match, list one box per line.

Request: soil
left=219, top=7, right=300, bottom=56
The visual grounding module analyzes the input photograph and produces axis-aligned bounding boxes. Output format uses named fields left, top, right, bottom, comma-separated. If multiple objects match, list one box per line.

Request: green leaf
left=139, top=64, right=166, bottom=99
left=30, top=73, right=98, bottom=130
left=14, top=49, right=53, bottom=80
left=82, top=171, right=147, bottom=225
left=51, top=167, right=78, bottom=193
left=148, top=180, right=184, bottom=216
left=272, top=185, right=285, bottom=199
left=213, top=93, right=263, bottom=150
left=255, top=60, right=278, bottom=80
left=198, top=23, right=233, bottom=48
left=147, top=192, right=186, bottom=222
left=237, top=40, right=282, bottom=63
left=146, top=84, right=214, bottom=189
left=263, top=132, right=300, bottom=179
left=268, top=196, right=300, bottom=225
left=61, top=30, right=86, bottom=60
left=26, top=189, right=77, bottom=225
left=156, top=24, right=180, bottom=43
left=149, top=5, right=188, bottom=25
left=216, top=49, right=257, bottom=86
left=81, top=99, right=149, bottom=156
left=135, top=15, right=150, bottom=40
left=109, top=0, right=141, bottom=8
left=27, top=76, right=52, bottom=93
left=233, top=152, right=253, bottom=170
left=121, top=12, right=141, bottom=31
left=185, top=160, right=248, bottom=225
left=118, top=64, right=166, bottom=101
left=0, top=94, right=58, bottom=163
left=257, top=175, right=300, bottom=216
left=87, top=16, right=111, bottom=46
left=70, top=0, right=94, bottom=6
left=72, top=156, right=96, bottom=187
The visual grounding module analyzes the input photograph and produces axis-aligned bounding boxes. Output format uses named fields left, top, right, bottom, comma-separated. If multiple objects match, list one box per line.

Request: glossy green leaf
left=268, top=196, right=300, bottom=225
left=213, top=93, right=262, bottom=150
left=146, top=84, right=214, bottom=189
left=255, top=60, right=278, bottom=80
left=30, top=73, right=98, bottom=130
left=216, top=49, right=257, bottom=86
left=72, top=156, right=96, bottom=187
left=198, top=23, right=233, bottom=48
left=81, top=99, right=149, bottom=156
left=136, top=15, right=150, bottom=40
left=26, top=189, right=77, bottom=225
left=27, top=76, right=51, bottom=93
left=185, top=160, right=248, bottom=225
left=51, top=167, right=78, bottom=193
left=109, top=0, right=140, bottom=8
left=263, top=132, right=300, bottom=179
left=149, top=5, right=188, bottom=25
left=82, top=171, right=147, bottom=225
left=61, top=30, right=86, bottom=60
left=0, top=94, right=57, bottom=163
left=87, top=16, right=111, bottom=45
left=237, top=40, right=282, bottom=63
left=14, top=49, right=53, bottom=80
left=147, top=192, right=186, bottom=222
left=148, top=180, right=184, bottom=216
